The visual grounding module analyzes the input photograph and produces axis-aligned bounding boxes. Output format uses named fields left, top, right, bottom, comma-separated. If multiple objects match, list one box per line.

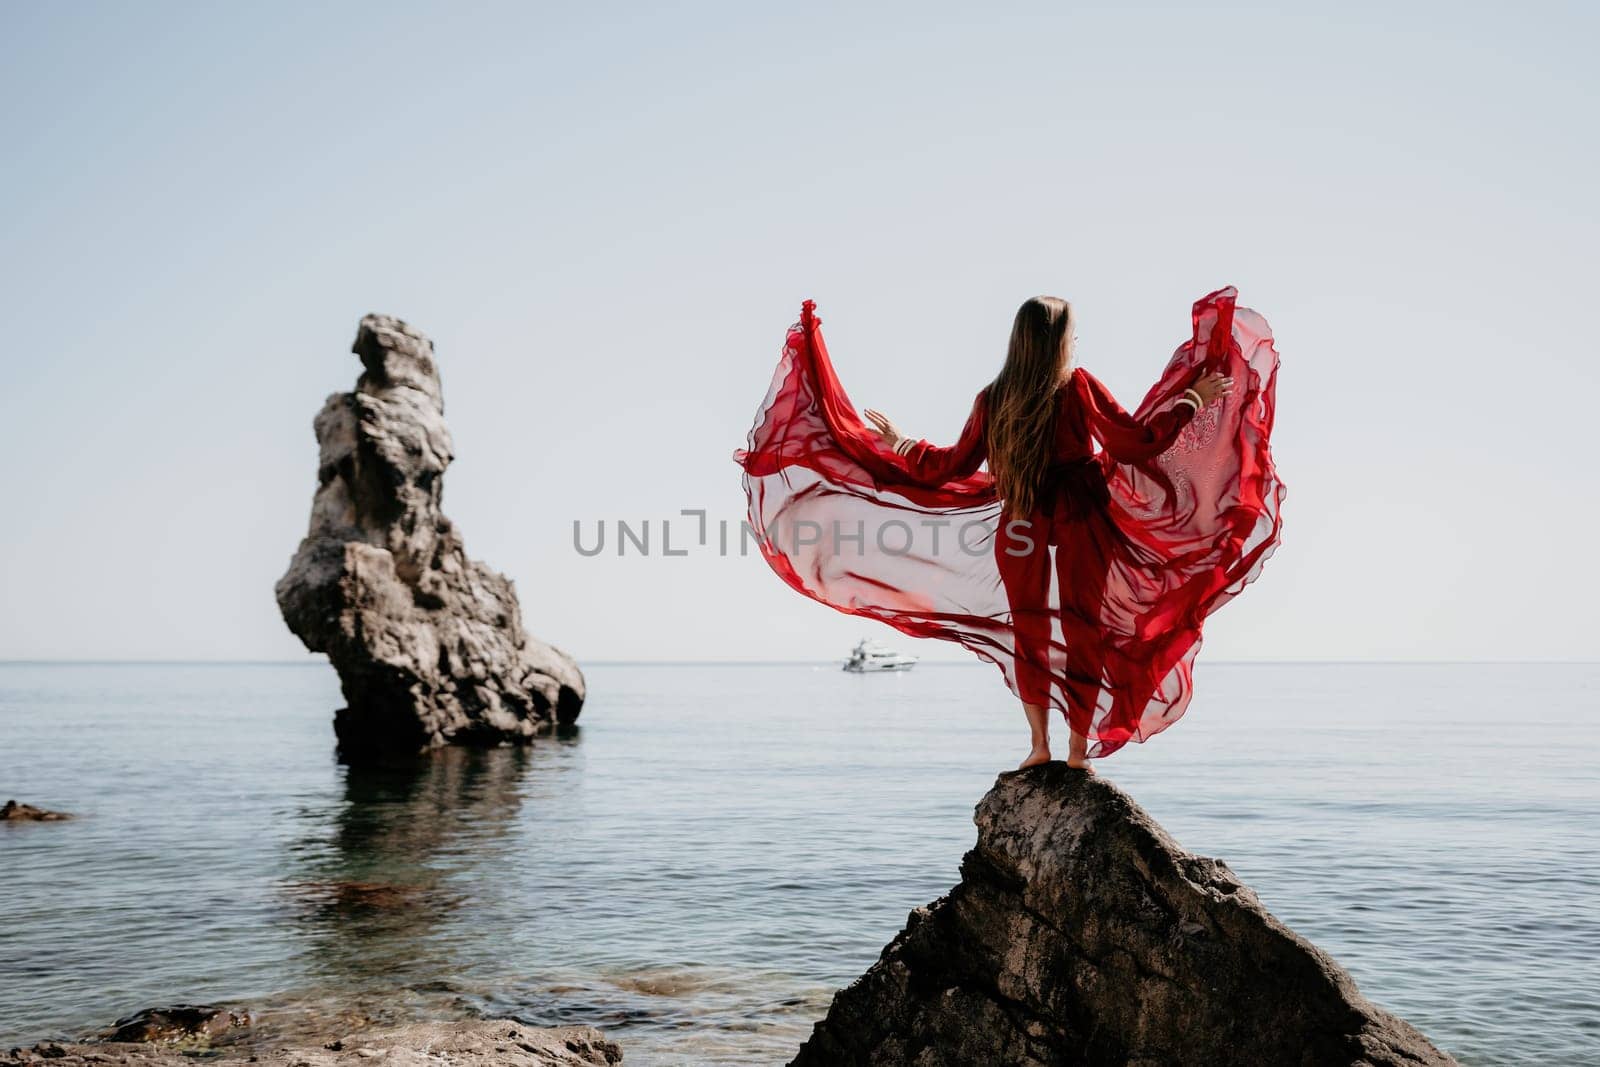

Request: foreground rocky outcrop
left=276, top=315, right=584, bottom=757
left=102, top=1005, right=251, bottom=1043
left=4, top=1018, right=620, bottom=1066
left=792, top=763, right=1456, bottom=1067
left=1, top=800, right=72, bottom=821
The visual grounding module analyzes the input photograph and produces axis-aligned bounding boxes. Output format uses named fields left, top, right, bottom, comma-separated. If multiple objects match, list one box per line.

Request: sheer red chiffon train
left=734, top=288, right=1283, bottom=758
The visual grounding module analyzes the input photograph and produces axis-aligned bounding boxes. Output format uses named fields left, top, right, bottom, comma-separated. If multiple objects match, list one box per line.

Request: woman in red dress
left=735, top=288, right=1283, bottom=770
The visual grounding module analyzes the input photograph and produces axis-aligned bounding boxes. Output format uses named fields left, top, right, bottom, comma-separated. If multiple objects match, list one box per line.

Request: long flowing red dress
left=734, top=287, right=1283, bottom=758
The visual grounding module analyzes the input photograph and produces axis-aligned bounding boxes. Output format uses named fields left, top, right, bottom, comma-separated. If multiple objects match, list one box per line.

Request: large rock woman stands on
left=791, top=764, right=1457, bottom=1067
left=277, top=315, right=583, bottom=756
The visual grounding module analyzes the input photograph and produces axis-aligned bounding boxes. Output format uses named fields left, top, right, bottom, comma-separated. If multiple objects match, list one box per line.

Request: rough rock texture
left=4, top=1020, right=620, bottom=1066
left=1, top=800, right=72, bottom=821
left=792, top=763, right=1457, bottom=1067
left=276, top=315, right=584, bottom=756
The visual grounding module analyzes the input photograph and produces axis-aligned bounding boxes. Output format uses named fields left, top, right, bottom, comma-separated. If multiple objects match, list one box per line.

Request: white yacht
left=842, top=638, right=918, bottom=673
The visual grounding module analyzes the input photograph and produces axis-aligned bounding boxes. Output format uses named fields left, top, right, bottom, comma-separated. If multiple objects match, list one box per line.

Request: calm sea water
left=1, top=661, right=1596, bottom=1065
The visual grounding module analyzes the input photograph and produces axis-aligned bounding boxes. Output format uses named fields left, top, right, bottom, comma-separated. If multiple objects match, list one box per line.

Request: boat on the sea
left=843, top=638, right=918, bottom=673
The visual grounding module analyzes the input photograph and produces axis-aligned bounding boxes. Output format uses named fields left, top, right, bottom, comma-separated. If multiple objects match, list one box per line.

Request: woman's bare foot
left=1066, top=729, right=1095, bottom=773
left=1018, top=745, right=1052, bottom=769
left=1018, top=702, right=1052, bottom=770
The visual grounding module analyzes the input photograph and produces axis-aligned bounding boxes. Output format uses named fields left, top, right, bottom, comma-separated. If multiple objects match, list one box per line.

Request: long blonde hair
left=986, top=296, right=1072, bottom=516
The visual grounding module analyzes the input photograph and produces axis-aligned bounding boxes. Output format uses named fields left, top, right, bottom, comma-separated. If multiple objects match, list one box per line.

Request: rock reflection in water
left=278, top=743, right=572, bottom=1014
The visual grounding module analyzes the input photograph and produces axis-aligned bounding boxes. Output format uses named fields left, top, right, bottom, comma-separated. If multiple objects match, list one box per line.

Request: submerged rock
left=791, top=763, right=1457, bottom=1067
left=1, top=800, right=72, bottom=822
left=276, top=315, right=584, bottom=757
left=4, top=1019, right=619, bottom=1066
left=104, top=1005, right=251, bottom=1044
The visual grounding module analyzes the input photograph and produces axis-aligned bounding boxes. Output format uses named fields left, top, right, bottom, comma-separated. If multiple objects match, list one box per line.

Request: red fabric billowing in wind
left=734, top=288, right=1283, bottom=758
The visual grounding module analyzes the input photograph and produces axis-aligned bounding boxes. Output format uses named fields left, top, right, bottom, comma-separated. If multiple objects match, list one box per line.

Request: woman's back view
left=734, top=288, right=1283, bottom=768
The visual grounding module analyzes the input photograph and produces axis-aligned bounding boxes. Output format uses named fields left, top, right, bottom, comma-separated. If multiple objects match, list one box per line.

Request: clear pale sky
left=2, top=2, right=1596, bottom=662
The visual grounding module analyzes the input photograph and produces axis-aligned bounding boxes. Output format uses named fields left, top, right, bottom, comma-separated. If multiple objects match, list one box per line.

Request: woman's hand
left=864, top=409, right=907, bottom=451
left=1191, top=371, right=1234, bottom=407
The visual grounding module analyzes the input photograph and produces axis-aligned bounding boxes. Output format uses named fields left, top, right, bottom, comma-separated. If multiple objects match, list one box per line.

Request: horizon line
left=0, top=658, right=1596, bottom=667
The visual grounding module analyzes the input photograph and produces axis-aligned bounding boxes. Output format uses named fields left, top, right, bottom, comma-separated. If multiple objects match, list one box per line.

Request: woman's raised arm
left=865, top=391, right=989, bottom=486
left=1074, top=368, right=1229, bottom=464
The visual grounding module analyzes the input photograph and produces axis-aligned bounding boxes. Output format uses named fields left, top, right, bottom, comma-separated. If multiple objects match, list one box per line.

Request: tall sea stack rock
left=276, top=315, right=584, bottom=756
left=792, top=764, right=1456, bottom=1067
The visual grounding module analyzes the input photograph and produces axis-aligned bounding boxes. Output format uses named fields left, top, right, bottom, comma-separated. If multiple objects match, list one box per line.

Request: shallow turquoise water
left=1, top=661, right=1596, bottom=1064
